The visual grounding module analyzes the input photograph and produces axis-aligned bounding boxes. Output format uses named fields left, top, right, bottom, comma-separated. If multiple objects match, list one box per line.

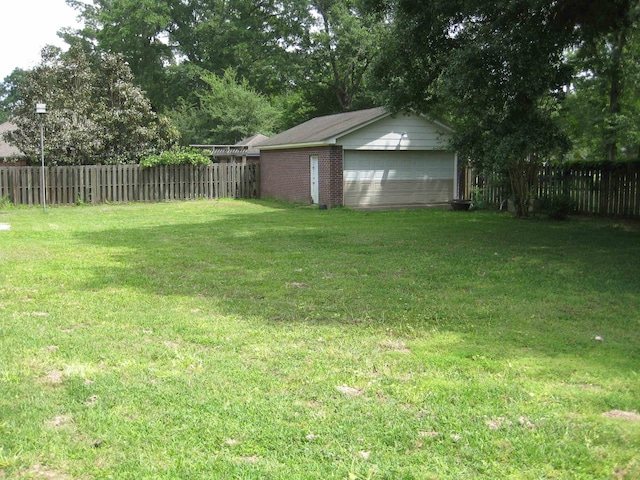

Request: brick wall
left=319, top=146, right=343, bottom=207
left=260, top=146, right=343, bottom=207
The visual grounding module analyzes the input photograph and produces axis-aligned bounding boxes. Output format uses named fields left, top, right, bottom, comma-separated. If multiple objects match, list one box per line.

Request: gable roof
left=237, top=133, right=269, bottom=147
left=236, top=134, right=269, bottom=156
left=0, top=121, right=24, bottom=159
left=257, top=107, right=389, bottom=149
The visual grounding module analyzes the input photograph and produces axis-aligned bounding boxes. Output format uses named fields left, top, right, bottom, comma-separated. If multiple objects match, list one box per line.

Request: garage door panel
left=344, top=179, right=452, bottom=206
left=343, top=151, right=454, bottom=207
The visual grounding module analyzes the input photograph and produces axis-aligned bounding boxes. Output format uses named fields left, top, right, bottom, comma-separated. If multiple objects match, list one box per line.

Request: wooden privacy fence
left=0, top=163, right=260, bottom=206
left=465, top=163, right=640, bottom=217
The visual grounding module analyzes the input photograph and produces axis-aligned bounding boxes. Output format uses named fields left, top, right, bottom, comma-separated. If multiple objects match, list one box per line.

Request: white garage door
left=343, top=150, right=455, bottom=208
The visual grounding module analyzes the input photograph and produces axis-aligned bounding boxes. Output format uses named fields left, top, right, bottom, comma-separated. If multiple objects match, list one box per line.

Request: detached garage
left=257, top=107, right=457, bottom=208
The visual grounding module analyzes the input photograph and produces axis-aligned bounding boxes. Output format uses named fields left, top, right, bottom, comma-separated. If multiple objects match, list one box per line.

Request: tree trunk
left=507, top=155, right=540, bottom=218
left=605, top=29, right=627, bottom=162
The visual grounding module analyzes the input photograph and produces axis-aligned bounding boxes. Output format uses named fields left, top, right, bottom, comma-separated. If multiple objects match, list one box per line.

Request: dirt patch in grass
left=25, top=464, right=70, bottom=479
left=379, top=340, right=411, bottom=354
left=47, top=415, right=72, bottom=429
left=43, top=370, right=64, bottom=385
left=336, top=385, right=363, bottom=397
left=239, top=456, right=260, bottom=464
left=602, top=410, right=640, bottom=421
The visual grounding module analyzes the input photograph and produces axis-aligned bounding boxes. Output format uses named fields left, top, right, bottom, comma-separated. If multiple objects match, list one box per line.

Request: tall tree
left=561, top=6, right=640, bottom=162
left=63, top=0, right=385, bottom=120
left=303, top=0, right=384, bottom=112
left=370, top=0, right=636, bottom=216
left=167, top=0, right=311, bottom=97
left=7, top=46, right=176, bottom=165
left=65, top=0, right=174, bottom=110
left=0, top=69, right=28, bottom=123
left=169, top=68, right=280, bottom=145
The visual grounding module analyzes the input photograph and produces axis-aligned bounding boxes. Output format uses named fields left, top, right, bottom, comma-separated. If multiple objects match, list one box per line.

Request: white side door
left=310, top=155, right=319, bottom=204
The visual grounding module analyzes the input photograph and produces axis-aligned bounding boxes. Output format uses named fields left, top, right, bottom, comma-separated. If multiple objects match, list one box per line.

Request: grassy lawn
left=1, top=200, right=639, bottom=479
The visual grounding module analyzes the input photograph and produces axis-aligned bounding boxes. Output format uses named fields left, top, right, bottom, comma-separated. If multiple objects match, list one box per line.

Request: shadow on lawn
left=74, top=206, right=640, bottom=365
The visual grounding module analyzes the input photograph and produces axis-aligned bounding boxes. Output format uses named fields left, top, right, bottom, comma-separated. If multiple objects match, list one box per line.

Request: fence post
left=12, top=168, right=19, bottom=206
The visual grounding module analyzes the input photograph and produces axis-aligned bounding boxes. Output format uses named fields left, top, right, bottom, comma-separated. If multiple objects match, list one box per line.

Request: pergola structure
left=190, top=145, right=250, bottom=163
left=191, top=134, right=268, bottom=164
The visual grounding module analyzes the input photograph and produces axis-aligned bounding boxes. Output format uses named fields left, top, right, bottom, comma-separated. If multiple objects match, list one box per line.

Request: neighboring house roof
left=257, top=107, right=390, bottom=149
left=0, top=121, right=24, bottom=159
left=236, top=134, right=269, bottom=156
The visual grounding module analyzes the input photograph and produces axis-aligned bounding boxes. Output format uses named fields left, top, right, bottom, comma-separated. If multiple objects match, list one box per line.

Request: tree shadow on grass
left=73, top=206, right=640, bottom=371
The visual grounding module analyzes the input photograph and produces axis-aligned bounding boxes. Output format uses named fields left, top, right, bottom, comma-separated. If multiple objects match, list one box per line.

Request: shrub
left=0, top=195, right=13, bottom=209
left=140, top=147, right=210, bottom=168
left=538, top=194, right=577, bottom=220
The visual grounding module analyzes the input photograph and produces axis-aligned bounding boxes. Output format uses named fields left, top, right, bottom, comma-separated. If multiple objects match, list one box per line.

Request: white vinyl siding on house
left=343, top=150, right=455, bottom=208
left=337, top=114, right=452, bottom=151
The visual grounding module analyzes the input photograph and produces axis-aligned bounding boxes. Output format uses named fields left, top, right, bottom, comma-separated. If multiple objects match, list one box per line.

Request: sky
left=0, top=0, right=83, bottom=81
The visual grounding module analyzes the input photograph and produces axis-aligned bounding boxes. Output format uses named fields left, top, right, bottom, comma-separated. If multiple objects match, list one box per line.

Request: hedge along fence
left=465, top=162, right=640, bottom=217
left=0, top=163, right=260, bottom=206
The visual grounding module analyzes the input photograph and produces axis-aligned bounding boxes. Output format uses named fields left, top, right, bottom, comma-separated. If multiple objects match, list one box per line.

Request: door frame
left=310, top=155, right=319, bottom=204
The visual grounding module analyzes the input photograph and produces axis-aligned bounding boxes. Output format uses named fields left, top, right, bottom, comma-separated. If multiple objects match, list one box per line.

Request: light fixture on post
left=36, top=103, right=47, bottom=212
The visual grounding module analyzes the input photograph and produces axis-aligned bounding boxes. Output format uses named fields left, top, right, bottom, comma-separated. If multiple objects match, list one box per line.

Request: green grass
left=1, top=200, right=639, bottom=479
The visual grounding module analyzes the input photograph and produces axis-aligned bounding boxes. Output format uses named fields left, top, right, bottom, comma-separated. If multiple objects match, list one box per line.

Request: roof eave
left=258, top=140, right=337, bottom=151
left=333, top=110, right=391, bottom=142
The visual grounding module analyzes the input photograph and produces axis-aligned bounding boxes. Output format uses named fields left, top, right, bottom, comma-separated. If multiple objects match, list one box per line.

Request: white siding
left=337, top=114, right=453, bottom=151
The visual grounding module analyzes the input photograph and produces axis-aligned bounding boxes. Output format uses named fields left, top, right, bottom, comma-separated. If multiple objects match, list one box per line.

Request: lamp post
left=36, top=103, right=47, bottom=212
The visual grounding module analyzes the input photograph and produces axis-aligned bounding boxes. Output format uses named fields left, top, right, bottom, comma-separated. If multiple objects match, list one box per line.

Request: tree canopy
left=370, top=0, right=639, bottom=216
left=7, top=46, right=176, bottom=165
left=2, top=0, right=640, bottom=187
left=559, top=5, right=640, bottom=163
left=62, top=0, right=382, bottom=119
left=170, top=68, right=280, bottom=145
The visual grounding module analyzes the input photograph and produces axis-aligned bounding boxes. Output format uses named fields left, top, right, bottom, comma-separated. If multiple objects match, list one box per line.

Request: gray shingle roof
left=235, top=134, right=269, bottom=155
left=257, top=107, right=388, bottom=148
left=0, top=121, right=24, bottom=159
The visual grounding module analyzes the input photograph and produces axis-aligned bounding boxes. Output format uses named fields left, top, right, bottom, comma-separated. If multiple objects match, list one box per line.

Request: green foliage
left=169, top=68, right=280, bottom=145
left=304, top=0, right=384, bottom=110
left=140, top=147, right=211, bottom=168
left=6, top=46, right=177, bottom=165
left=271, top=91, right=316, bottom=131
left=537, top=194, right=577, bottom=220
left=0, top=202, right=639, bottom=478
left=371, top=0, right=637, bottom=217
left=0, top=68, right=28, bottom=120
left=200, top=69, right=280, bottom=144
left=0, top=195, right=13, bottom=209
left=65, top=0, right=174, bottom=109
left=63, top=0, right=385, bottom=124
left=559, top=17, right=640, bottom=163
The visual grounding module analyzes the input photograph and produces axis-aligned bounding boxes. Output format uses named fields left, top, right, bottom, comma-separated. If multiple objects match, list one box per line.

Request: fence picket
left=0, top=164, right=259, bottom=207
left=468, top=163, right=640, bottom=217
